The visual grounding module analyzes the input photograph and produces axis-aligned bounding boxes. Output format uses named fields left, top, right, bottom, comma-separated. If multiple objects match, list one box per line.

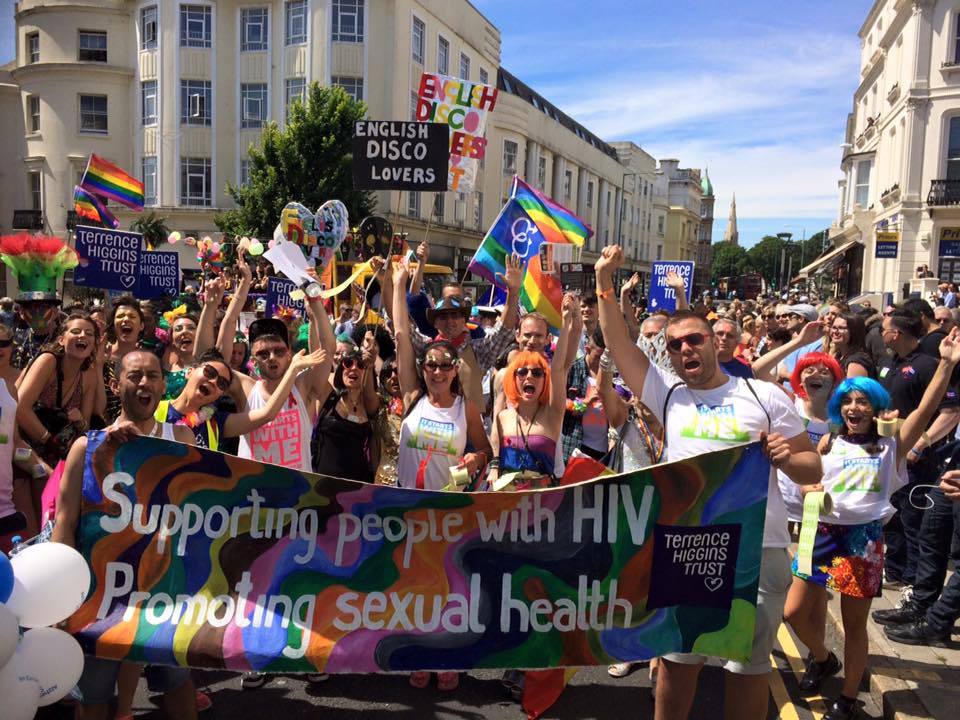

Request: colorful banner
left=416, top=72, right=499, bottom=193
left=69, top=435, right=770, bottom=673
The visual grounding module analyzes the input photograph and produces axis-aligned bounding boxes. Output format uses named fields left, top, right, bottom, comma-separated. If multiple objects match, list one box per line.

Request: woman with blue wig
left=784, top=328, right=960, bottom=720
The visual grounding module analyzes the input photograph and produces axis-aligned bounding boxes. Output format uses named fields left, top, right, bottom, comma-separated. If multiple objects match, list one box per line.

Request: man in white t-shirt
left=595, top=246, right=822, bottom=720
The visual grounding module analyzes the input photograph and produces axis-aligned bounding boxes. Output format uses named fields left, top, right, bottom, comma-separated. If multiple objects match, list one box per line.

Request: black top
left=919, top=329, right=947, bottom=359
left=840, top=351, right=876, bottom=380
left=878, top=349, right=958, bottom=444
left=312, top=407, right=374, bottom=483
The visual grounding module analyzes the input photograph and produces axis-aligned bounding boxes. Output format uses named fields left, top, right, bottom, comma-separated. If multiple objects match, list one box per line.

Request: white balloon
left=0, top=652, right=41, bottom=720
left=6, top=543, right=91, bottom=628
left=0, top=602, right=18, bottom=668
left=19, top=627, right=84, bottom=706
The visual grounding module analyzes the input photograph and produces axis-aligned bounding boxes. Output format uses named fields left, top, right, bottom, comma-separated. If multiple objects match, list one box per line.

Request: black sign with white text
left=646, top=523, right=741, bottom=611
left=352, top=121, right=449, bottom=191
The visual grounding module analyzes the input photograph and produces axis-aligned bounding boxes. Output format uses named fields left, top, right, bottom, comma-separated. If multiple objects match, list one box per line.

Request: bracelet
left=14, top=447, right=31, bottom=463
left=597, top=287, right=615, bottom=301
left=38, top=430, right=51, bottom=445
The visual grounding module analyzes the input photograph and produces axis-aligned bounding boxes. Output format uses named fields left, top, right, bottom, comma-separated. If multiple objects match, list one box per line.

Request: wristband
left=14, top=447, right=31, bottom=462
left=38, top=430, right=51, bottom=445
left=597, top=287, right=615, bottom=301
left=31, top=463, right=48, bottom=479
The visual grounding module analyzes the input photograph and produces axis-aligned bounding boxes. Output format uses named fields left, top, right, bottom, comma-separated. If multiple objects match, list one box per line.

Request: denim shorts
left=77, top=656, right=191, bottom=705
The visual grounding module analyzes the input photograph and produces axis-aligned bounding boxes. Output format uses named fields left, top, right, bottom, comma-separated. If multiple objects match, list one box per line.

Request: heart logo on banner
left=704, top=577, right=723, bottom=592
left=121, top=276, right=136, bottom=289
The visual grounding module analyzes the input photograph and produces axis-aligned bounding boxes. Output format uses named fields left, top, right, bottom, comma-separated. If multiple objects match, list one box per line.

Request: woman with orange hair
left=488, top=295, right=579, bottom=488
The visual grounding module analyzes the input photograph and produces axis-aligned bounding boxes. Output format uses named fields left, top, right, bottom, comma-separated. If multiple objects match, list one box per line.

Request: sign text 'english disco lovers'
left=352, top=121, right=449, bottom=192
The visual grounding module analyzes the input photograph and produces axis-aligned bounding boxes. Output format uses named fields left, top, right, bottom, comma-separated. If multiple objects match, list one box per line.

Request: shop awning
left=795, top=240, right=861, bottom=279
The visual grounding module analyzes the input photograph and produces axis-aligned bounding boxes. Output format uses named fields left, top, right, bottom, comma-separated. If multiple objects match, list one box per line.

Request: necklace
left=340, top=389, right=362, bottom=423
left=176, top=405, right=215, bottom=428
left=516, top=404, right=542, bottom=451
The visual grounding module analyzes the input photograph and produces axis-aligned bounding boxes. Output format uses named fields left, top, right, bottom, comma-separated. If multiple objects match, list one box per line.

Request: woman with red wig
left=488, top=295, right=579, bottom=488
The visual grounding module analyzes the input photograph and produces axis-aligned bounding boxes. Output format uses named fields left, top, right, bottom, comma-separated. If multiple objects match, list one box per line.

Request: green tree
left=710, top=242, right=750, bottom=284
left=130, top=211, right=170, bottom=251
left=216, top=84, right=375, bottom=239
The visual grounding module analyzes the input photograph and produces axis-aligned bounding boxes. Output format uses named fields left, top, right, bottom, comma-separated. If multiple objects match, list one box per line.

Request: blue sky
left=474, top=0, right=873, bottom=246
left=0, top=1, right=871, bottom=247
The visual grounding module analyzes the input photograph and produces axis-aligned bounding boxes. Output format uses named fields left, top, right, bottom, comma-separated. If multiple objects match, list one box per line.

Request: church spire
left=723, top=193, right=739, bottom=245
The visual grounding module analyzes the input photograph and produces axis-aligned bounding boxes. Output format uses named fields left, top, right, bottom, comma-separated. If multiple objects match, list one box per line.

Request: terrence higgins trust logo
left=510, top=216, right=539, bottom=258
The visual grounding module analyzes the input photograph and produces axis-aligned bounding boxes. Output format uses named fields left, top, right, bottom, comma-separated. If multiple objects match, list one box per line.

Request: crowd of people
left=2, top=238, right=960, bottom=720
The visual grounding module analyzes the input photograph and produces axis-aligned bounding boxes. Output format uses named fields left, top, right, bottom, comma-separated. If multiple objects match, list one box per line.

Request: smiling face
left=665, top=317, right=718, bottom=387
left=800, top=362, right=836, bottom=400
left=60, top=318, right=97, bottom=361
left=113, top=304, right=143, bottom=345
left=172, top=318, right=197, bottom=355
left=830, top=317, right=850, bottom=349
left=421, top=346, right=458, bottom=394
left=516, top=316, right=549, bottom=353
left=840, top=390, right=875, bottom=434
left=186, top=359, right=230, bottom=404
left=432, top=310, right=466, bottom=340
left=117, top=351, right=165, bottom=422
left=580, top=298, right=598, bottom=327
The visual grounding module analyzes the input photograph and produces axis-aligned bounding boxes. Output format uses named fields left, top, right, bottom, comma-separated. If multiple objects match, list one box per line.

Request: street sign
left=649, top=261, right=695, bottom=312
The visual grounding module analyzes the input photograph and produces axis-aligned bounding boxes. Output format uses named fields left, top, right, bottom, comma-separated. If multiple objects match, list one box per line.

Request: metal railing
left=927, top=179, right=960, bottom=206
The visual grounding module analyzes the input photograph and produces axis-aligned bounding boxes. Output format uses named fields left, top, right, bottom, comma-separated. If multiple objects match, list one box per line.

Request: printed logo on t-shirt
left=249, top=406, right=303, bottom=466
left=407, top=417, right=457, bottom=456
left=900, top=366, right=916, bottom=379
left=679, top=404, right=751, bottom=443
left=879, top=367, right=890, bottom=378
left=832, top=456, right=881, bottom=493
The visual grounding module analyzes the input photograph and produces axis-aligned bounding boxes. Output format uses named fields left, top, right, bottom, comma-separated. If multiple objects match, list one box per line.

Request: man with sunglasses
left=594, top=245, right=822, bottom=720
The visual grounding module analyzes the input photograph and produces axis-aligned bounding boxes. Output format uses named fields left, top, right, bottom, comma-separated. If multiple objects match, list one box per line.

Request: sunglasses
left=423, top=361, right=456, bottom=373
left=341, top=356, right=366, bottom=370
left=938, top=317, right=952, bottom=324
left=515, top=367, right=545, bottom=379
left=666, top=332, right=707, bottom=353
left=201, top=364, right=231, bottom=391
left=0, top=338, right=11, bottom=348
left=254, top=347, right=288, bottom=361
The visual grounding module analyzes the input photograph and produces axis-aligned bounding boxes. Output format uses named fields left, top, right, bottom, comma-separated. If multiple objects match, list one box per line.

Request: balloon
left=167, top=231, right=182, bottom=244
left=0, top=603, right=18, bottom=668
left=0, top=653, right=40, bottom=720
left=184, top=236, right=197, bottom=247
left=19, top=627, right=84, bottom=706
left=6, top=543, right=91, bottom=628
left=248, top=240, right=264, bottom=256
left=0, top=551, right=12, bottom=602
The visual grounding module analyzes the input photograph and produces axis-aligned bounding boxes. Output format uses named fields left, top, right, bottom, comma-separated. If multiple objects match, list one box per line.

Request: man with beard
left=595, top=245, right=822, bottom=720
left=52, top=351, right=198, bottom=720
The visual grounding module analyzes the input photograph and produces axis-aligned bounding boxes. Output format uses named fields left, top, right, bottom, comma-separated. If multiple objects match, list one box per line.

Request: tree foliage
left=130, top=211, right=170, bottom=251
left=216, top=84, right=375, bottom=239
left=710, top=242, right=750, bottom=283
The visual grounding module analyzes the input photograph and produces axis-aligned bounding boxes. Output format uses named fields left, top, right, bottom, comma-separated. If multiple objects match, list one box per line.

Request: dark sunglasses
left=423, top=361, right=456, bottom=372
left=938, top=317, right=952, bottom=324
left=0, top=338, right=11, bottom=348
left=254, top=347, right=288, bottom=361
left=515, top=367, right=545, bottom=379
left=341, top=356, right=366, bottom=370
left=666, top=332, right=707, bottom=353
left=201, top=363, right=231, bottom=391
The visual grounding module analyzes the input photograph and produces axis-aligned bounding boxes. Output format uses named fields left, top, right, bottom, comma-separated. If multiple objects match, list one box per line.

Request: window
left=241, top=83, right=268, bottom=128
left=241, top=8, right=268, bottom=52
left=432, top=193, right=445, bottom=222
left=180, top=5, right=212, bottom=47
left=955, top=12, right=960, bottom=64
left=142, top=156, right=157, bottom=206
left=239, top=159, right=252, bottom=187
left=587, top=181, right=594, bottom=208
left=475, top=192, right=483, bottom=230
left=28, top=95, right=40, bottom=133
left=141, top=6, right=157, bottom=50
left=437, top=36, right=449, bottom=74
left=411, top=17, right=425, bottom=64
left=141, top=80, right=157, bottom=125
left=947, top=117, right=960, bottom=180
left=657, top=215, right=664, bottom=235
left=181, top=80, right=212, bottom=125
left=78, top=31, right=107, bottom=62
left=656, top=245, right=662, bottom=261
left=332, top=76, right=363, bottom=102
left=29, top=171, right=42, bottom=211
left=408, top=190, right=421, bottom=218
left=537, top=156, right=546, bottom=189
left=459, top=52, right=470, bottom=80
left=26, top=32, right=39, bottom=63
left=285, top=78, right=306, bottom=120
left=410, top=91, right=418, bottom=120
left=180, top=157, right=211, bottom=206
left=647, top=213, right=651, bottom=232
left=502, top=140, right=518, bottom=175
left=79, top=94, right=108, bottom=134
left=854, top=159, right=872, bottom=207
left=332, top=0, right=363, bottom=42
left=479, top=67, right=488, bottom=85
left=285, top=0, right=307, bottom=45
left=564, top=170, right=572, bottom=203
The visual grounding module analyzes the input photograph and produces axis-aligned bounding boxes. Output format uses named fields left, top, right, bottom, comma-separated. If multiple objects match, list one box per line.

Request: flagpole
left=460, top=198, right=512, bottom=285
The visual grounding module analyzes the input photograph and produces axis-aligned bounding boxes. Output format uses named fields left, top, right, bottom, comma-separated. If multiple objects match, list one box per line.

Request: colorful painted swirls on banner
left=68, top=434, right=770, bottom=673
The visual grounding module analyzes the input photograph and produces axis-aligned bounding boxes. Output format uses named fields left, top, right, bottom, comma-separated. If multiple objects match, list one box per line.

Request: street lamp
left=776, top=232, right=792, bottom=291
left=614, top=172, right=637, bottom=250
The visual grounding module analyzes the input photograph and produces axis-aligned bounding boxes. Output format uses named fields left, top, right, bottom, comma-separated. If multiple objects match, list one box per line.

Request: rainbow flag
left=466, top=199, right=565, bottom=329
left=79, top=153, right=144, bottom=211
left=511, top=175, right=592, bottom=247
left=522, top=668, right=580, bottom=719
left=73, top=186, right=119, bottom=229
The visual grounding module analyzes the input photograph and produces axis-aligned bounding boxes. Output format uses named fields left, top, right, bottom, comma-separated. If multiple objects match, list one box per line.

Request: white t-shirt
left=778, top=397, right=832, bottom=522
left=642, top=364, right=807, bottom=548
left=822, top=436, right=907, bottom=525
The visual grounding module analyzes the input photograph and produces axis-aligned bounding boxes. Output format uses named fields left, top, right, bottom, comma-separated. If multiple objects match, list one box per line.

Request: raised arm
left=665, top=270, right=689, bottom=312
left=550, top=294, right=579, bottom=414
left=15, top=353, right=56, bottom=443
left=896, top=328, right=960, bottom=464
left=392, top=260, right=420, bottom=407
left=751, top=319, right=823, bottom=381
left=497, top=252, right=524, bottom=332
left=216, top=253, right=252, bottom=358
left=223, top=348, right=327, bottom=437
left=620, top=272, right=641, bottom=343
left=410, top=241, right=428, bottom=296
left=597, top=350, right=629, bottom=429
left=195, top=275, right=225, bottom=356
left=51, top=435, right=89, bottom=548
left=595, top=246, right=650, bottom=398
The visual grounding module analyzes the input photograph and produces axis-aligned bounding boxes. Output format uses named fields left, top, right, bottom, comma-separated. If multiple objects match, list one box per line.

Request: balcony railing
left=928, top=179, right=960, bottom=206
